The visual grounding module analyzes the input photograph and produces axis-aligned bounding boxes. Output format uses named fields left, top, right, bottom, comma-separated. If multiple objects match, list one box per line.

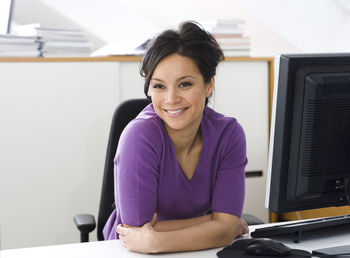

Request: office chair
left=73, top=98, right=263, bottom=243
left=74, top=98, right=151, bottom=242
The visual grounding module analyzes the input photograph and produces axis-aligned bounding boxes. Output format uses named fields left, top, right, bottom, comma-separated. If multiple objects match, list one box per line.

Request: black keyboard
left=251, top=214, right=350, bottom=243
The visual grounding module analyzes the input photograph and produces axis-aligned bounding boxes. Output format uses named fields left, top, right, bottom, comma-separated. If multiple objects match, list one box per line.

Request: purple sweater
left=103, top=104, right=247, bottom=240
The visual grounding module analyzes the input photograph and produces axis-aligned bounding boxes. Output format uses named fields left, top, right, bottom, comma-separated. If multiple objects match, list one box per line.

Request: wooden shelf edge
left=0, top=56, right=274, bottom=63
left=0, top=56, right=142, bottom=62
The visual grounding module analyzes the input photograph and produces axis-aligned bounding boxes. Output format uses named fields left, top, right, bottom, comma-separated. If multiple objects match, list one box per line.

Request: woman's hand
left=116, top=214, right=159, bottom=254
left=237, top=217, right=249, bottom=236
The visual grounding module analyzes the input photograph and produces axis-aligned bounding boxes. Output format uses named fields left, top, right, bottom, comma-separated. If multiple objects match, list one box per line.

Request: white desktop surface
left=0, top=240, right=220, bottom=258
left=1, top=223, right=350, bottom=258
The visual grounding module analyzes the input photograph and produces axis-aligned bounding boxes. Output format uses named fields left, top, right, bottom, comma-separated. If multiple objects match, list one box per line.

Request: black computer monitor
left=0, top=0, right=14, bottom=34
left=266, top=53, right=350, bottom=213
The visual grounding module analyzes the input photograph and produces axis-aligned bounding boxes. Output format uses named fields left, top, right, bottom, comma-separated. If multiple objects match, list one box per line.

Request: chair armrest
left=242, top=213, right=264, bottom=225
left=73, top=214, right=96, bottom=242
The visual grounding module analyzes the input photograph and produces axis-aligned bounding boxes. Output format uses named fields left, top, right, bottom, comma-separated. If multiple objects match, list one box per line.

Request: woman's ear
left=206, top=77, right=215, bottom=98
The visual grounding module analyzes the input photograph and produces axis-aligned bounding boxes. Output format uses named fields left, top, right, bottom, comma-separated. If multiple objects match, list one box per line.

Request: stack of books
left=0, top=34, right=41, bottom=57
left=15, top=24, right=92, bottom=57
left=203, top=20, right=250, bottom=57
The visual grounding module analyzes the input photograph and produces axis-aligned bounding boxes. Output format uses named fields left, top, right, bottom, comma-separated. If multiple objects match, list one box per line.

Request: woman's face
left=150, top=54, right=214, bottom=134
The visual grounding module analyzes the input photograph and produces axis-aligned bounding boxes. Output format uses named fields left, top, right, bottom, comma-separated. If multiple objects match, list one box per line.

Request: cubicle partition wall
left=0, top=56, right=272, bottom=249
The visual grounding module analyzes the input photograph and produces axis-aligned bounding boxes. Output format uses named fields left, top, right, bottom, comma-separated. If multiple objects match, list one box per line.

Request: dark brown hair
left=140, top=21, right=224, bottom=106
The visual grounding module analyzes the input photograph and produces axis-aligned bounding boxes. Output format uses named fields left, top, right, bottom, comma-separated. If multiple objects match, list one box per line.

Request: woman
left=103, top=21, right=249, bottom=253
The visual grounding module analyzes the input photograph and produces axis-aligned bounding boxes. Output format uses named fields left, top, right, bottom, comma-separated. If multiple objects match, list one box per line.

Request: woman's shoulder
left=203, top=107, right=245, bottom=146
left=134, top=103, right=160, bottom=121
left=203, top=107, right=246, bottom=161
left=116, top=104, right=165, bottom=161
left=203, top=107, right=240, bottom=132
left=121, top=104, right=164, bottom=141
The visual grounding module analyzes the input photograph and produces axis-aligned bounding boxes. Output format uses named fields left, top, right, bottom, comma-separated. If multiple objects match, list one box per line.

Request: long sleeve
left=115, top=119, right=162, bottom=227
left=211, top=121, right=247, bottom=217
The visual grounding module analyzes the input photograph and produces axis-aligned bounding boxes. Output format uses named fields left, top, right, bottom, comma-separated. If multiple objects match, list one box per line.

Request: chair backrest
left=97, top=98, right=151, bottom=240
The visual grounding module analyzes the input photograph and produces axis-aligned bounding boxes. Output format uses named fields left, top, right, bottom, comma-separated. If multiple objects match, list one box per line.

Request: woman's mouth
left=164, top=107, right=188, bottom=117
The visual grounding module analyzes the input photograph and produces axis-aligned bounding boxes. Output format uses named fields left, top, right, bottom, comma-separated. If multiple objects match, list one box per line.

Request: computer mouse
left=245, top=238, right=292, bottom=256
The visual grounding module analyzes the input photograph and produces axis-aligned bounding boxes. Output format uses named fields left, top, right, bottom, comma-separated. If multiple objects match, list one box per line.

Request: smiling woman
left=150, top=54, right=213, bottom=135
left=102, top=21, right=249, bottom=253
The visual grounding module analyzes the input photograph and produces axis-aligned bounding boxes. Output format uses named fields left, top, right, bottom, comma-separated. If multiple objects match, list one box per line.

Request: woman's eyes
left=179, top=81, right=192, bottom=88
left=153, top=84, right=165, bottom=89
left=152, top=82, right=192, bottom=89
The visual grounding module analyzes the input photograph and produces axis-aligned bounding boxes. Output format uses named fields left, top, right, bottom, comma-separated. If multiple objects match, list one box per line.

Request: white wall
left=332, top=15, right=350, bottom=51
left=232, top=0, right=350, bottom=53
left=12, top=0, right=300, bottom=55
left=117, top=0, right=301, bottom=56
left=12, top=0, right=160, bottom=51
left=12, top=0, right=105, bottom=50
left=0, top=0, right=12, bottom=34
left=12, top=0, right=350, bottom=55
left=0, top=61, right=119, bottom=249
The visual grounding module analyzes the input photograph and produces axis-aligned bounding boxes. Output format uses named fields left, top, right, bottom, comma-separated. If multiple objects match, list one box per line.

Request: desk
left=1, top=223, right=350, bottom=258
left=2, top=240, right=219, bottom=258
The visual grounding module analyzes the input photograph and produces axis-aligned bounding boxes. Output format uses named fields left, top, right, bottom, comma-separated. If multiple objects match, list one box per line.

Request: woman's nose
left=166, top=88, right=180, bottom=104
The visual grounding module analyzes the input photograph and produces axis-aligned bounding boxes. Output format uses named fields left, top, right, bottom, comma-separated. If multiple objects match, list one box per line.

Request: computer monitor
left=266, top=53, right=350, bottom=213
left=0, top=0, right=14, bottom=34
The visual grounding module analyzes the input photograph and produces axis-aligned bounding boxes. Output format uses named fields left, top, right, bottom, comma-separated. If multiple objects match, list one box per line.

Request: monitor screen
left=266, top=53, right=350, bottom=213
left=0, top=0, right=14, bottom=34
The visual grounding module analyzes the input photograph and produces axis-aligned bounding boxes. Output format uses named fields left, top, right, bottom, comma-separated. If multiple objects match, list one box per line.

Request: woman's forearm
left=153, top=214, right=212, bottom=232
left=117, top=213, right=245, bottom=254
left=152, top=214, right=240, bottom=253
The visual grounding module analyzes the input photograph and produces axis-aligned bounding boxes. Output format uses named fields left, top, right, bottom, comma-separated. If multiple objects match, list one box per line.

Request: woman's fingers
left=116, top=224, right=129, bottom=236
left=240, top=218, right=249, bottom=234
left=144, top=213, right=157, bottom=228
left=235, top=218, right=249, bottom=236
left=116, top=220, right=157, bottom=254
left=117, top=227, right=131, bottom=250
left=149, top=213, right=157, bottom=226
left=241, top=218, right=248, bottom=228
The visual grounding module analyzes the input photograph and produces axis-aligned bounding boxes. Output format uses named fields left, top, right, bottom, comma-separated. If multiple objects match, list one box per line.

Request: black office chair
left=74, top=98, right=151, bottom=242
left=73, top=98, right=263, bottom=243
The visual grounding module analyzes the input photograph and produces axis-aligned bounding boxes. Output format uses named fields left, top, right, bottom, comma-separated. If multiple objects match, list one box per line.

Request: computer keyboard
left=251, top=214, right=350, bottom=243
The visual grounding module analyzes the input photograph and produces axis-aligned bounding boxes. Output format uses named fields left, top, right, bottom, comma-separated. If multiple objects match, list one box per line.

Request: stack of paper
left=0, top=34, right=41, bottom=57
left=203, top=20, right=250, bottom=57
left=92, top=39, right=150, bottom=57
left=16, top=24, right=92, bottom=57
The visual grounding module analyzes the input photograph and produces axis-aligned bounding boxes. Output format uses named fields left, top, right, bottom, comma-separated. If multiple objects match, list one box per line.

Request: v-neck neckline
left=178, top=128, right=204, bottom=179
left=166, top=119, right=206, bottom=190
